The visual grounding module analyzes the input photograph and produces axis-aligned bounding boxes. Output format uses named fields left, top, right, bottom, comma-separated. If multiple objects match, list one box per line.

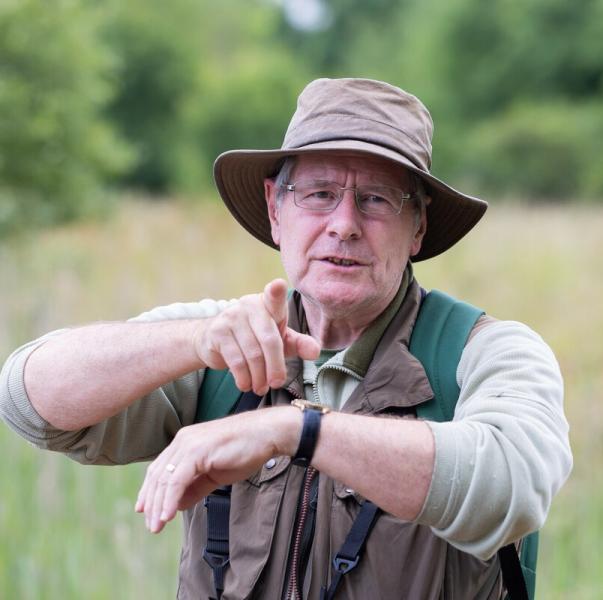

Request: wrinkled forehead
left=291, top=152, right=412, bottom=188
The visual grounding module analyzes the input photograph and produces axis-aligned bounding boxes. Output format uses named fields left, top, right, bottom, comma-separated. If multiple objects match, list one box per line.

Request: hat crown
left=283, top=78, right=434, bottom=171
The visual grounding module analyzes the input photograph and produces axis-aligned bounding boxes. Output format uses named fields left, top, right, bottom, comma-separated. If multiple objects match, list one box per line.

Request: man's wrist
left=189, top=318, right=214, bottom=370
left=270, top=406, right=304, bottom=457
left=290, top=400, right=331, bottom=466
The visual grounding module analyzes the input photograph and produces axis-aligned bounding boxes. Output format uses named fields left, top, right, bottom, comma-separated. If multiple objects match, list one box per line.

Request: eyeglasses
left=282, top=180, right=413, bottom=216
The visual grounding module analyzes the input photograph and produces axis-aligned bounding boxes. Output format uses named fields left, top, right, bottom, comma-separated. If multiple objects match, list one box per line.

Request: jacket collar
left=282, top=270, right=434, bottom=413
left=356, top=280, right=434, bottom=413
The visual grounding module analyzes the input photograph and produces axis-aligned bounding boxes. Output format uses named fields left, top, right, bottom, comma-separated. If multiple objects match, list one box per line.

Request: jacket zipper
left=312, top=364, right=361, bottom=404
left=282, top=384, right=318, bottom=600
left=284, top=466, right=317, bottom=600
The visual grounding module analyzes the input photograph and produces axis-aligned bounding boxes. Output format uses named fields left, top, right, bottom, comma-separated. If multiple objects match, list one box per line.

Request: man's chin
left=302, top=283, right=374, bottom=313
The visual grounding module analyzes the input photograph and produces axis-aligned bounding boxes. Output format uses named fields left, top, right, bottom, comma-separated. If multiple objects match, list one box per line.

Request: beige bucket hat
left=214, top=78, right=487, bottom=261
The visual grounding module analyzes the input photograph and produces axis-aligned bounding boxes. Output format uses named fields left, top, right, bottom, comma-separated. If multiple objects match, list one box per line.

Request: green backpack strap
left=410, top=289, right=537, bottom=600
left=517, top=532, right=538, bottom=600
left=410, top=289, right=484, bottom=422
left=195, top=368, right=240, bottom=423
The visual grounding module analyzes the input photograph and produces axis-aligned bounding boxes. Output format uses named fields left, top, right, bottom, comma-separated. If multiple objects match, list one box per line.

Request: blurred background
left=0, top=0, right=601, bottom=597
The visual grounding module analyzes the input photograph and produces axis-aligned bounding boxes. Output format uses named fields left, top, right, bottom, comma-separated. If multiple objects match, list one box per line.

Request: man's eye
left=364, top=194, right=388, bottom=205
left=305, top=189, right=335, bottom=201
left=313, top=190, right=333, bottom=199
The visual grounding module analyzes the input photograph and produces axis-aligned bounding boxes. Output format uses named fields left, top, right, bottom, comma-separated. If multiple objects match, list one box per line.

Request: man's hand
left=194, top=279, right=320, bottom=395
left=135, top=279, right=320, bottom=533
left=135, top=405, right=301, bottom=533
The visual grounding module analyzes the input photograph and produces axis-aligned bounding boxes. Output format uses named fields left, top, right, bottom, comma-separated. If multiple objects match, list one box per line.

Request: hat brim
left=213, top=140, right=487, bottom=262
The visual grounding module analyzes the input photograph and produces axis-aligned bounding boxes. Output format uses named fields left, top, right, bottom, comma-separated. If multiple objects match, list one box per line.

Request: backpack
left=195, top=290, right=537, bottom=600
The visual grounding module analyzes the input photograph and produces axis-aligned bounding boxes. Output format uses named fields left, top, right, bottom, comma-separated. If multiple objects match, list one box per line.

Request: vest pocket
left=246, top=455, right=291, bottom=486
left=226, top=458, right=292, bottom=597
left=177, top=459, right=292, bottom=599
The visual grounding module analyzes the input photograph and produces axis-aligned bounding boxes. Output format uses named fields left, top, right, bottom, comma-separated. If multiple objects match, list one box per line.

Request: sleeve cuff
left=416, top=420, right=471, bottom=529
left=1, top=331, right=67, bottom=439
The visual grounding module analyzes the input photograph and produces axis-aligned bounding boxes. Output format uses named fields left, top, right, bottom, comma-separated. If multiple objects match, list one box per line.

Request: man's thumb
left=284, top=330, right=321, bottom=360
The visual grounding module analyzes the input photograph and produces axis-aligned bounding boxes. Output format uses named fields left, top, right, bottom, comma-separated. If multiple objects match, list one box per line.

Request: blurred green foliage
left=463, top=101, right=603, bottom=200
left=1, top=0, right=603, bottom=233
left=0, top=0, right=133, bottom=235
left=104, top=0, right=208, bottom=192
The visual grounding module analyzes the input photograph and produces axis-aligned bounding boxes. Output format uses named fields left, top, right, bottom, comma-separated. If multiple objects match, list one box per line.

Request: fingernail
left=160, top=510, right=168, bottom=521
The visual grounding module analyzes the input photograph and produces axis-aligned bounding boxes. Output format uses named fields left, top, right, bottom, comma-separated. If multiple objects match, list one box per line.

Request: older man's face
left=265, top=153, right=426, bottom=321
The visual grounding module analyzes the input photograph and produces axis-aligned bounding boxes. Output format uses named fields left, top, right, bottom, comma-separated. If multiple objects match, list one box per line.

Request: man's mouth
left=323, top=257, right=362, bottom=266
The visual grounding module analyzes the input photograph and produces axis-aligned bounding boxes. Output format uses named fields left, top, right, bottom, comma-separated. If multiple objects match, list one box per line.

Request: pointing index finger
left=263, top=279, right=289, bottom=331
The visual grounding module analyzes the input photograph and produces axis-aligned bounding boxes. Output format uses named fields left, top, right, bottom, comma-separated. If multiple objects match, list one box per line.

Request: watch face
left=291, top=399, right=331, bottom=414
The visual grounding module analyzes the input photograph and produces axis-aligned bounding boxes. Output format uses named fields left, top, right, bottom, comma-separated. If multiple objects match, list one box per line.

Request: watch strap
left=292, top=408, right=323, bottom=466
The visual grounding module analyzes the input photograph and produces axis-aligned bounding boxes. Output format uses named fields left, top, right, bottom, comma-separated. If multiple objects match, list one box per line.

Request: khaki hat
left=213, top=78, right=487, bottom=261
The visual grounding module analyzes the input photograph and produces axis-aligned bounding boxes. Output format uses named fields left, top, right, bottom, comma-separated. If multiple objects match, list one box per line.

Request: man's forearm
left=294, top=410, right=434, bottom=521
left=137, top=405, right=435, bottom=532
left=24, top=320, right=203, bottom=431
left=20, top=279, right=318, bottom=435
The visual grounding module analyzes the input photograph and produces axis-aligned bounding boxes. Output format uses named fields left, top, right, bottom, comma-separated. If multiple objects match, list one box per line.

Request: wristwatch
left=290, top=399, right=331, bottom=467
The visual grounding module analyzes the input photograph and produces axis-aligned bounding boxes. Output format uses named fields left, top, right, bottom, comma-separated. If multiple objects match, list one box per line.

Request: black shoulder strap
left=320, top=500, right=381, bottom=600
left=203, top=487, right=231, bottom=600
left=202, top=390, right=262, bottom=599
left=499, top=544, right=529, bottom=600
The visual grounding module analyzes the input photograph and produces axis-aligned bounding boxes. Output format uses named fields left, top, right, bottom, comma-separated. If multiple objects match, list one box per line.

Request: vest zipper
left=282, top=382, right=316, bottom=599
left=284, top=466, right=317, bottom=600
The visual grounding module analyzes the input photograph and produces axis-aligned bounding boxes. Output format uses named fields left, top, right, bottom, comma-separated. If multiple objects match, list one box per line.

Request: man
left=1, top=78, right=572, bottom=599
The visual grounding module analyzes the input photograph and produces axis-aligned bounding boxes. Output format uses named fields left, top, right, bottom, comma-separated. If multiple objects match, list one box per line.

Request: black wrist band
left=292, top=408, right=322, bottom=466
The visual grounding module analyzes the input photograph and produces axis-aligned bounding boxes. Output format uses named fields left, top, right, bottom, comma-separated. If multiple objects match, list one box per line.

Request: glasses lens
left=357, top=186, right=404, bottom=215
left=293, top=181, right=340, bottom=211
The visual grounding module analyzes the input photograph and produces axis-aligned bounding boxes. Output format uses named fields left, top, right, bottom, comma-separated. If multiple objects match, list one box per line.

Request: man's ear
left=264, top=178, right=281, bottom=246
left=410, top=196, right=429, bottom=257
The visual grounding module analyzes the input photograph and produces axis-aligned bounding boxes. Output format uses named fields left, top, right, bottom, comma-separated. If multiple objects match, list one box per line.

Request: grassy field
left=1, top=199, right=601, bottom=598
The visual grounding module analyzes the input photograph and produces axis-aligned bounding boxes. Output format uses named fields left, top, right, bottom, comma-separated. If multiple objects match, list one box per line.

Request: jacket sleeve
left=0, top=298, right=237, bottom=466
left=416, top=320, right=573, bottom=559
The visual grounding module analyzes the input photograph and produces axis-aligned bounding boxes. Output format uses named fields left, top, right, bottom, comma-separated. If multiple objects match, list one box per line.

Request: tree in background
left=0, top=0, right=132, bottom=235
left=103, top=0, right=207, bottom=193
left=105, top=0, right=312, bottom=194
left=421, top=0, right=603, bottom=199
left=193, top=4, right=313, bottom=188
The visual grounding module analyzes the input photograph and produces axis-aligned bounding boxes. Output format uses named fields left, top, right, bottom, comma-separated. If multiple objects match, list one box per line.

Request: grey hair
left=274, top=156, right=298, bottom=206
left=410, top=174, right=428, bottom=228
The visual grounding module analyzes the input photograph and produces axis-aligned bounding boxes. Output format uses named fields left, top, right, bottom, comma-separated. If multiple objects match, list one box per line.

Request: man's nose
left=326, top=190, right=362, bottom=240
